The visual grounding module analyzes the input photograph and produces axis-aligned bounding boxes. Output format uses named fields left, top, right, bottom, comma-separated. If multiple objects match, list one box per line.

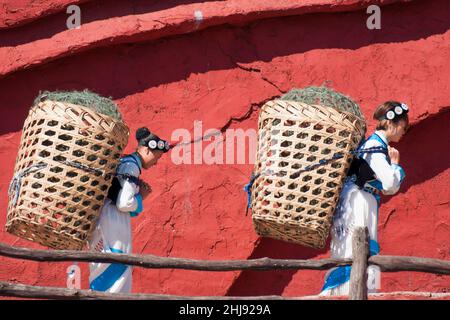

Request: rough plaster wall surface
left=0, top=0, right=448, bottom=297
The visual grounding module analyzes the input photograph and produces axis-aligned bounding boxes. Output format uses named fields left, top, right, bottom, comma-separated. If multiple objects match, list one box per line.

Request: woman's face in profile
left=389, top=119, right=409, bottom=143
left=142, top=149, right=163, bottom=169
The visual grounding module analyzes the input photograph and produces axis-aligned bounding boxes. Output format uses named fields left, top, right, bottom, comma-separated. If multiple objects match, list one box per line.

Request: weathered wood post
left=349, top=227, right=369, bottom=300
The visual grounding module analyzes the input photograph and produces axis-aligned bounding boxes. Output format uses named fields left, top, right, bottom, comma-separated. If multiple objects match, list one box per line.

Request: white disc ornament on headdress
left=394, top=106, right=403, bottom=115
left=386, top=110, right=395, bottom=120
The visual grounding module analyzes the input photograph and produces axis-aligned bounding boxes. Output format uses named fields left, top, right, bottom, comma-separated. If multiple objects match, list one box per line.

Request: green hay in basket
left=34, top=90, right=123, bottom=121
left=280, top=86, right=364, bottom=119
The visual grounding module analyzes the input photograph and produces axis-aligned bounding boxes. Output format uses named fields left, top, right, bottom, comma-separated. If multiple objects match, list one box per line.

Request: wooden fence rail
left=0, top=242, right=353, bottom=271
left=0, top=227, right=449, bottom=300
left=1, top=281, right=450, bottom=300
left=0, top=282, right=291, bottom=300
left=0, top=239, right=448, bottom=274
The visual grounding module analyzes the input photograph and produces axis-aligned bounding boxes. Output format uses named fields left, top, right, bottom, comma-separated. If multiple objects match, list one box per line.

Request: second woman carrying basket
left=320, top=101, right=410, bottom=296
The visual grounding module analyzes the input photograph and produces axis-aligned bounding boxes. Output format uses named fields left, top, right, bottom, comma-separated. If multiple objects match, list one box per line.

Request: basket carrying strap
left=8, top=162, right=47, bottom=207
left=8, top=159, right=105, bottom=207
left=244, top=152, right=345, bottom=214
left=352, top=146, right=388, bottom=157
left=244, top=173, right=260, bottom=216
left=244, top=146, right=388, bottom=215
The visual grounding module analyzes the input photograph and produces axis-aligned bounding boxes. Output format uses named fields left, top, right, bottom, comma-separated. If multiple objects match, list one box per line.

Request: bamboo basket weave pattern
left=6, top=100, right=129, bottom=250
left=251, top=100, right=366, bottom=248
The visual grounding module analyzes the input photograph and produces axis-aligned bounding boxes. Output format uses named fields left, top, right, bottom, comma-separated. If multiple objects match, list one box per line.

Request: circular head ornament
left=148, top=140, right=157, bottom=149
left=401, top=103, right=409, bottom=111
left=394, top=106, right=403, bottom=115
left=157, top=140, right=165, bottom=150
left=164, top=141, right=170, bottom=150
left=386, top=110, right=395, bottom=120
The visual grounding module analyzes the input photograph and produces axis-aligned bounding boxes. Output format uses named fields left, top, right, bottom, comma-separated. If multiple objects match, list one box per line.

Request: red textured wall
left=0, top=0, right=448, bottom=298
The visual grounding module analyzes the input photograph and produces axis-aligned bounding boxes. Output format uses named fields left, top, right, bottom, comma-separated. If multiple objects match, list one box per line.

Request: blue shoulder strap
left=115, top=153, right=142, bottom=185
left=357, top=133, right=387, bottom=150
left=354, top=133, right=389, bottom=158
left=367, top=133, right=388, bottom=149
left=119, top=153, right=141, bottom=175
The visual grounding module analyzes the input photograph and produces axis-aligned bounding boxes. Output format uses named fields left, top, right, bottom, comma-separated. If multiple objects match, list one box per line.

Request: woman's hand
left=388, top=146, right=400, bottom=164
left=139, top=180, right=152, bottom=199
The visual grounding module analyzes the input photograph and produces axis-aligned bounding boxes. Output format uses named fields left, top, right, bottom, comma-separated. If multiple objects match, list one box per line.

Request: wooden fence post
left=349, top=227, right=369, bottom=300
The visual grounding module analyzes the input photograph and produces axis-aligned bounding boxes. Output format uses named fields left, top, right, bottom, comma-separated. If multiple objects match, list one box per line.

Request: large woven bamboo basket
left=250, top=100, right=366, bottom=248
left=6, top=100, right=129, bottom=250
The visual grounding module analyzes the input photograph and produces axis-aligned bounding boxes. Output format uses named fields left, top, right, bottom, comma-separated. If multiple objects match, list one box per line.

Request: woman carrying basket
left=88, top=127, right=170, bottom=293
left=320, top=101, right=410, bottom=296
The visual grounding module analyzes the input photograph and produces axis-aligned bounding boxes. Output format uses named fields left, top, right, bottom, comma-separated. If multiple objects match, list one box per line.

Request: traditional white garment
left=320, top=131, right=405, bottom=296
left=88, top=153, right=144, bottom=293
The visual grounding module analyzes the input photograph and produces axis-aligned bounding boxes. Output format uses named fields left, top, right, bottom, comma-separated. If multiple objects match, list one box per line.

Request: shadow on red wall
left=392, top=106, right=450, bottom=195
left=226, top=237, right=329, bottom=296
left=0, top=0, right=449, bottom=135
left=0, top=0, right=226, bottom=47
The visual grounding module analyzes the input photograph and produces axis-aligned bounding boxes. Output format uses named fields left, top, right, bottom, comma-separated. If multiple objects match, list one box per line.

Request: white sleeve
left=363, top=141, right=406, bottom=195
left=115, top=162, right=141, bottom=213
